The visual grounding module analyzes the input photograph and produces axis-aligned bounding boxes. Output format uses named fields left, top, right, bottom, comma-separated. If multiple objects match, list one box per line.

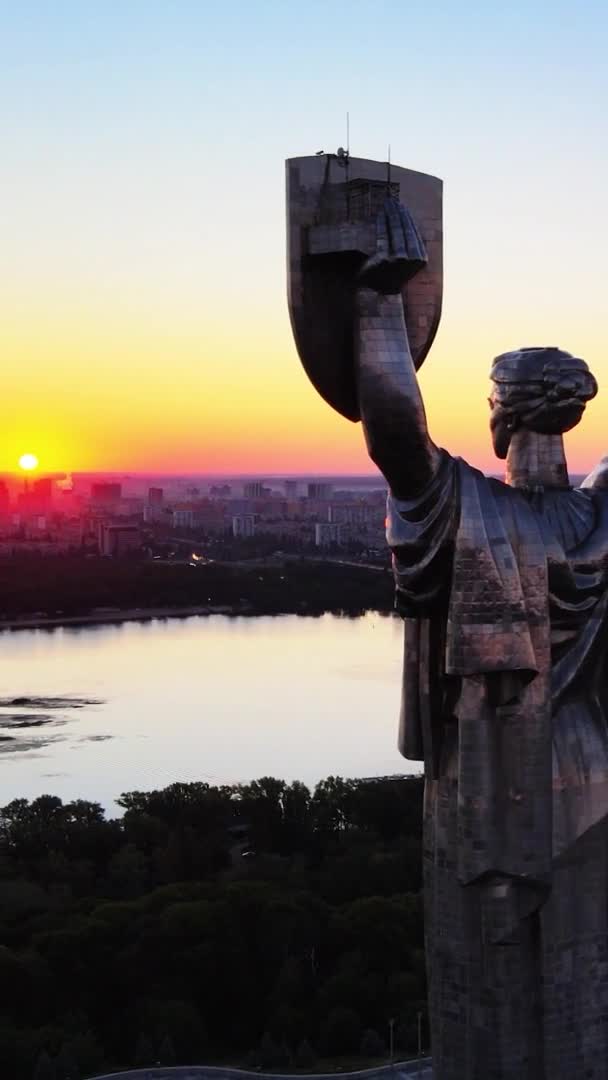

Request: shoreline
left=0, top=604, right=241, bottom=632
left=0, top=603, right=393, bottom=633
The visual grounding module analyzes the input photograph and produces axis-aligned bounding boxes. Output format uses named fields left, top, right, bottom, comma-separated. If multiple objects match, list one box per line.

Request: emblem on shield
left=286, top=154, right=443, bottom=421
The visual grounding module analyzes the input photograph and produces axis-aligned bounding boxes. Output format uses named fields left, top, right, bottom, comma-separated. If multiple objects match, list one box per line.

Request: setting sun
left=18, top=453, right=39, bottom=472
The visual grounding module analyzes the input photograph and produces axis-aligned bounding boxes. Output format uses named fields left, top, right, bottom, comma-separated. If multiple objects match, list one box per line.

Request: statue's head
left=488, top=346, right=598, bottom=459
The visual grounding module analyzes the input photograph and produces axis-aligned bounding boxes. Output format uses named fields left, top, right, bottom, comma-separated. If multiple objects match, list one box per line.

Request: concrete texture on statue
left=286, top=156, right=608, bottom=1079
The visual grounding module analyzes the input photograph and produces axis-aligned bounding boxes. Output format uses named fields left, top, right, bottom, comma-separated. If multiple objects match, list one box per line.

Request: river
left=0, top=612, right=419, bottom=812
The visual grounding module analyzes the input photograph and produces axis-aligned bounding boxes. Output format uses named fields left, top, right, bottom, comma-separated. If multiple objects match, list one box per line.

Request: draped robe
left=388, top=452, right=608, bottom=1080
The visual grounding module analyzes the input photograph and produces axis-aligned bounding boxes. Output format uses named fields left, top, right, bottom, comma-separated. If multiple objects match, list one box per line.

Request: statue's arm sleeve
left=581, top=455, right=608, bottom=490
left=387, top=451, right=458, bottom=614
left=355, top=287, right=441, bottom=497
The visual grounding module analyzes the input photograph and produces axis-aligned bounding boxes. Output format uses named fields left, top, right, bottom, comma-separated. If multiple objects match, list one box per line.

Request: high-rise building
left=17, top=476, right=53, bottom=516
left=0, top=481, right=9, bottom=515
left=232, top=514, right=256, bottom=538
left=284, top=480, right=298, bottom=497
left=328, top=502, right=377, bottom=525
left=308, top=482, right=332, bottom=500
left=315, top=522, right=342, bottom=547
left=148, top=487, right=164, bottom=505
left=244, top=481, right=264, bottom=499
left=32, top=477, right=53, bottom=512
left=61, top=518, right=84, bottom=548
left=143, top=504, right=166, bottom=524
left=98, top=523, right=141, bottom=557
left=91, top=482, right=122, bottom=504
left=172, top=508, right=196, bottom=529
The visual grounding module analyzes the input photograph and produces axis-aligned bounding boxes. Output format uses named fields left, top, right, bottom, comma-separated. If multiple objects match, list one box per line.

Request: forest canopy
left=0, top=774, right=425, bottom=1079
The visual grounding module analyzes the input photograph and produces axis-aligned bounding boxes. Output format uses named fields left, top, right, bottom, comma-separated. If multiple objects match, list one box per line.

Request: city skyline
left=3, top=1, right=607, bottom=475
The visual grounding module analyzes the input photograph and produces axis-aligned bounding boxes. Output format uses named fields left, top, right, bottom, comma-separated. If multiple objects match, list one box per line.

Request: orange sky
left=2, top=266, right=605, bottom=479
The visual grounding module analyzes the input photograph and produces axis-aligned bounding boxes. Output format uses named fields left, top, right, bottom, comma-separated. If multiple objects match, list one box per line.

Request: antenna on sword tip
left=336, top=111, right=350, bottom=167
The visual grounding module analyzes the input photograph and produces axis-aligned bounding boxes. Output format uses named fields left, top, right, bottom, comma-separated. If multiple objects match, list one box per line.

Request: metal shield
left=286, top=155, right=443, bottom=421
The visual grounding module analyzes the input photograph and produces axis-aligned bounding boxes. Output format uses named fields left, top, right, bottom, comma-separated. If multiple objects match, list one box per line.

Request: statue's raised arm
left=285, top=153, right=443, bottom=497
left=354, top=198, right=440, bottom=495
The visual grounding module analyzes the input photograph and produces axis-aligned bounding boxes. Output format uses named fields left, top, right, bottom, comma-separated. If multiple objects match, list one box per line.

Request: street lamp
left=416, top=1010, right=425, bottom=1077
left=388, top=1017, right=395, bottom=1067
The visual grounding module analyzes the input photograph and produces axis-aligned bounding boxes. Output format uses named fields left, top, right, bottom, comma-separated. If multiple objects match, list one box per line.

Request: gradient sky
left=2, top=0, right=607, bottom=475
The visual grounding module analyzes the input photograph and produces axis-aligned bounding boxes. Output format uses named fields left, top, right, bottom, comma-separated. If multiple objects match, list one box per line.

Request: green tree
left=134, top=1032, right=155, bottom=1067
left=258, top=1031, right=281, bottom=1068
left=360, top=1028, right=386, bottom=1059
left=107, top=842, right=148, bottom=897
left=395, top=1019, right=416, bottom=1055
left=237, top=777, right=287, bottom=851
left=33, top=1050, right=56, bottom=1080
left=294, top=1039, right=316, bottom=1070
left=68, top=1031, right=104, bottom=1077
left=277, top=1040, right=292, bottom=1068
left=320, top=1007, right=361, bottom=1055
left=158, top=1033, right=176, bottom=1065
left=55, top=1044, right=79, bottom=1080
left=0, top=770, right=428, bottom=1079
left=312, top=777, right=356, bottom=833
left=281, top=781, right=312, bottom=852
left=139, top=998, right=203, bottom=1059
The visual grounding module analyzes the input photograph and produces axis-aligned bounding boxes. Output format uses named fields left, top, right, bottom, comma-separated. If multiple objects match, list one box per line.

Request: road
left=87, top=1061, right=433, bottom=1080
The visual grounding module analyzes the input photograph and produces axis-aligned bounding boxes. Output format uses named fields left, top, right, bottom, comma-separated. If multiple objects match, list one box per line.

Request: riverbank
left=0, top=603, right=245, bottom=632
left=0, top=601, right=400, bottom=633
left=0, top=554, right=394, bottom=631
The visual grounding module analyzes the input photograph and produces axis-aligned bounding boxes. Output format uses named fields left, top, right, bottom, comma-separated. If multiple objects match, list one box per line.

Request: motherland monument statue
left=286, top=152, right=608, bottom=1079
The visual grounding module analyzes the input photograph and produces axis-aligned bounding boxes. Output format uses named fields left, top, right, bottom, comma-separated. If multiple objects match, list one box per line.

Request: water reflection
left=0, top=613, right=419, bottom=811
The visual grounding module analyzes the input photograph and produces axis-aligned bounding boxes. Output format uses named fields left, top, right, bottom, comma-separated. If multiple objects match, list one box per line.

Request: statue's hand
left=357, top=197, right=427, bottom=295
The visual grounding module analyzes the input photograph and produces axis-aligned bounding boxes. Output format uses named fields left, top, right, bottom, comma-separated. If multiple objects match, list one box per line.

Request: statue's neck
left=505, top=429, right=570, bottom=489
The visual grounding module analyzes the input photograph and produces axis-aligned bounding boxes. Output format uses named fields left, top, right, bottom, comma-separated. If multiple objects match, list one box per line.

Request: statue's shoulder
left=580, top=457, right=608, bottom=491
left=454, top=458, right=511, bottom=500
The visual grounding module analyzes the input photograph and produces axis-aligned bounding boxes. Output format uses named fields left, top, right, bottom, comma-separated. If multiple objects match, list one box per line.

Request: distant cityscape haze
left=0, top=467, right=398, bottom=565
left=0, top=465, right=590, bottom=560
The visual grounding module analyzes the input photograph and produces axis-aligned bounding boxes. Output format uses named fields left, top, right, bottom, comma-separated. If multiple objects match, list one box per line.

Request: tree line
left=0, top=555, right=394, bottom=620
left=0, top=774, right=425, bottom=1079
